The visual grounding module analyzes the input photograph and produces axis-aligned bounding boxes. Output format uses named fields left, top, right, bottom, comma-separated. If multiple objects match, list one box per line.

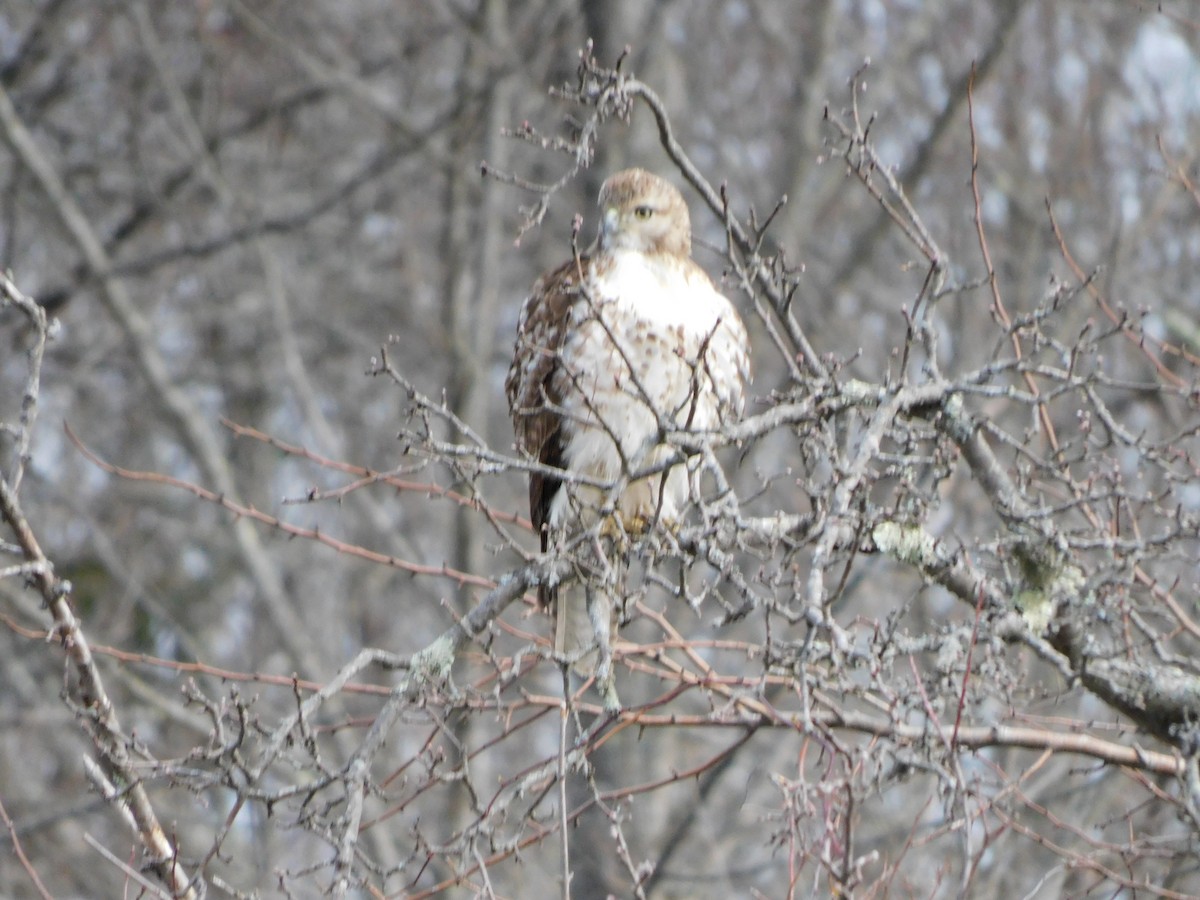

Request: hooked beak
left=600, top=206, right=620, bottom=244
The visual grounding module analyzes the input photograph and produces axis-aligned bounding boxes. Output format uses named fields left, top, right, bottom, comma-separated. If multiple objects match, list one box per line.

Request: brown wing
left=505, top=257, right=588, bottom=568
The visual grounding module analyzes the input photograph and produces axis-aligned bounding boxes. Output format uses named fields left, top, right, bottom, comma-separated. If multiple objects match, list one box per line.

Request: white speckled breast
left=549, top=249, right=750, bottom=528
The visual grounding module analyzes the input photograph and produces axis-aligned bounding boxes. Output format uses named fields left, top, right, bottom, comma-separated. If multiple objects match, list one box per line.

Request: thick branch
left=0, top=476, right=196, bottom=898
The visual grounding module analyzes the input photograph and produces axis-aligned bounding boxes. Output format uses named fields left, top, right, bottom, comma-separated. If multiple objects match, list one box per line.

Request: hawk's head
left=597, top=168, right=691, bottom=258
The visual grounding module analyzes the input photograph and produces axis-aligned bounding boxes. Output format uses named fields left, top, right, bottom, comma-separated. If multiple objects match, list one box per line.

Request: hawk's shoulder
left=505, top=255, right=588, bottom=429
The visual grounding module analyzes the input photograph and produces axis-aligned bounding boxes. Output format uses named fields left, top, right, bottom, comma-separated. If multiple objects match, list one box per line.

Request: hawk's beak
left=601, top=206, right=620, bottom=242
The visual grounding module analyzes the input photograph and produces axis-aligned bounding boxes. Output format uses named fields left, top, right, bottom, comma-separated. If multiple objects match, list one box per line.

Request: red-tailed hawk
left=506, top=168, right=751, bottom=688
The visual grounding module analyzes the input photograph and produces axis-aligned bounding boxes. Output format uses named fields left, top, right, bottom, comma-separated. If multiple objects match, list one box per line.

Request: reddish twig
left=65, top=422, right=495, bottom=591
left=967, top=64, right=1060, bottom=452
left=0, top=794, right=53, bottom=900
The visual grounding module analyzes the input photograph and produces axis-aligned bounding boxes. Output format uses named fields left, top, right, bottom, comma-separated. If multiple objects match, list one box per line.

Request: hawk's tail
left=553, top=586, right=615, bottom=676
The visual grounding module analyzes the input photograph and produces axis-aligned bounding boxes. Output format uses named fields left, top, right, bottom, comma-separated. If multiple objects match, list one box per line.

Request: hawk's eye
left=633, top=205, right=653, bottom=220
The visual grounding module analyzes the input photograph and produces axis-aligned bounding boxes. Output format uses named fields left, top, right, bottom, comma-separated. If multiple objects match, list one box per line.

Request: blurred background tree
left=3, top=1, right=1200, bottom=897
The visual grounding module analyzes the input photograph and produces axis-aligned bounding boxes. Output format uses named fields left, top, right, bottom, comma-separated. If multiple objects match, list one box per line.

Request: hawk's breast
left=552, top=249, right=749, bottom=495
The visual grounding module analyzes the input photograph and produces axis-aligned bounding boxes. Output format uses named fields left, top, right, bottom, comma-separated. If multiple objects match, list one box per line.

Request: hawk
left=506, top=168, right=751, bottom=686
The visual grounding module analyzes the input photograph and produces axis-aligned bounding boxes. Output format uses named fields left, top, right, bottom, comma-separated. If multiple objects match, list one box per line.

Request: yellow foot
left=621, top=512, right=651, bottom=535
